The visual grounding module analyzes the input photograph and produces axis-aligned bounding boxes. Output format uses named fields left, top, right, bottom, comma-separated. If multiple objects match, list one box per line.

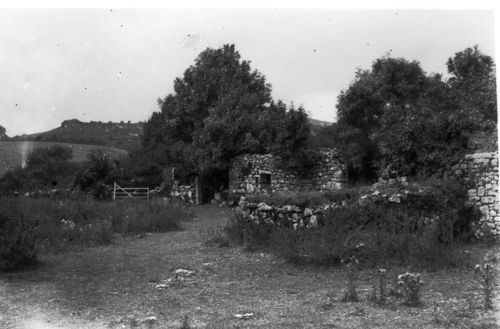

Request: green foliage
left=0, top=145, right=80, bottom=193
left=474, top=263, right=496, bottom=310
left=0, top=210, right=37, bottom=271
left=226, top=180, right=479, bottom=267
left=267, top=104, right=320, bottom=173
left=0, top=166, right=28, bottom=193
left=25, top=145, right=74, bottom=186
left=335, top=46, right=497, bottom=181
left=74, top=149, right=112, bottom=199
left=143, top=44, right=316, bottom=183
left=74, top=149, right=163, bottom=199
left=0, top=125, right=7, bottom=140
left=341, top=256, right=360, bottom=302
left=397, top=272, right=424, bottom=306
left=447, top=45, right=497, bottom=125
left=0, top=197, right=189, bottom=254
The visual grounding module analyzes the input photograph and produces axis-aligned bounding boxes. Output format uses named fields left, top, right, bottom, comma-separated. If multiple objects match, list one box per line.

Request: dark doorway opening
left=200, top=168, right=229, bottom=203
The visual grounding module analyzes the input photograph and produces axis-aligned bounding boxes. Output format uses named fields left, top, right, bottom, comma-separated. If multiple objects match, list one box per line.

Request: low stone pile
left=170, top=183, right=195, bottom=204
left=234, top=178, right=437, bottom=230
left=210, top=192, right=229, bottom=208
left=236, top=198, right=329, bottom=229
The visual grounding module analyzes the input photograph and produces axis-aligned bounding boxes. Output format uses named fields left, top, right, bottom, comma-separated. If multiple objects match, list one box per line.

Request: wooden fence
left=112, top=182, right=150, bottom=200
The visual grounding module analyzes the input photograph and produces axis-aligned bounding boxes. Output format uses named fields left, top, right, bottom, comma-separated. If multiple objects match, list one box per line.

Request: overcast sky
left=0, top=9, right=495, bottom=136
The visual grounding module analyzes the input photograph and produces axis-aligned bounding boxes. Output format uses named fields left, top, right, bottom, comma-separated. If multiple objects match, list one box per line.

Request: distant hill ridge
left=13, top=119, right=144, bottom=151
left=11, top=117, right=332, bottom=150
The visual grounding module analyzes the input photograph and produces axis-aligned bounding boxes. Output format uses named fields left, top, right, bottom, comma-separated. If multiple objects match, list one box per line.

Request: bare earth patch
left=1, top=206, right=499, bottom=329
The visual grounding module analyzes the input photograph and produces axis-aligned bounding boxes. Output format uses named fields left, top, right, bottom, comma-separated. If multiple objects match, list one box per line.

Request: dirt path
left=1, top=205, right=498, bottom=329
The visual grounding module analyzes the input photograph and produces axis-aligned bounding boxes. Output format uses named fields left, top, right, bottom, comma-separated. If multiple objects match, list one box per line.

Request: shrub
left=397, top=272, right=424, bottom=306
left=0, top=214, right=38, bottom=271
left=226, top=179, right=479, bottom=268
left=0, top=197, right=189, bottom=253
left=474, top=263, right=496, bottom=310
left=369, top=268, right=388, bottom=305
left=340, top=256, right=360, bottom=302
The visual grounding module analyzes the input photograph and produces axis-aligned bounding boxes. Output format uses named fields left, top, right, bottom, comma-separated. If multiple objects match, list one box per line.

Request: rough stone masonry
left=451, top=152, right=499, bottom=236
left=228, top=148, right=345, bottom=197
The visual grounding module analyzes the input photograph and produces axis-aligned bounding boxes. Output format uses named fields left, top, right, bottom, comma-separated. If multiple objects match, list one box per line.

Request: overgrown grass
left=225, top=179, right=481, bottom=269
left=243, top=187, right=366, bottom=207
left=0, top=196, right=190, bottom=258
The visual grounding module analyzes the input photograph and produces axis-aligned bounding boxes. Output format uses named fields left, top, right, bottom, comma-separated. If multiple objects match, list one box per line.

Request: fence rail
left=113, top=182, right=150, bottom=200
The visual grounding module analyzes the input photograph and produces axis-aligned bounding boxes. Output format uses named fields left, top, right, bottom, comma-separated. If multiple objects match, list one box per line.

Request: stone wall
left=450, top=152, right=499, bottom=235
left=228, top=149, right=345, bottom=197
left=170, top=181, right=196, bottom=204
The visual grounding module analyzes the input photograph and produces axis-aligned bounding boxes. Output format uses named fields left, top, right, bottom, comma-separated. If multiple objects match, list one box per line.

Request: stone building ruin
left=228, top=149, right=345, bottom=197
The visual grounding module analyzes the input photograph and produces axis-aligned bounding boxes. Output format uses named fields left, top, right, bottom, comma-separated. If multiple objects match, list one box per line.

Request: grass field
left=0, top=141, right=128, bottom=177
left=0, top=206, right=499, bottom=329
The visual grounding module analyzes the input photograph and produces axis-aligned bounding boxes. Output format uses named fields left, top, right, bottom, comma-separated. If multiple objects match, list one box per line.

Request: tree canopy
left=334, top=46, right=496, bottom=182
left=0, top=125, right=7, bottom=140
left=143, top=44, right=315, bottom=180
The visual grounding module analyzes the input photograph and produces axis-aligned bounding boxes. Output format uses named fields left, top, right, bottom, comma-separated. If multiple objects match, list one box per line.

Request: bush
left=0, top=214, right=38, bottom=271
left=0, top=197, right=189, bottom=253
left=474, top=263, right=496, bottom=310
left=397, top=272, right=424, bottom=306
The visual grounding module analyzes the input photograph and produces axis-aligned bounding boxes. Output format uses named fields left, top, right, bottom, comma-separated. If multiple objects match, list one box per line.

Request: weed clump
left=397, top=272, right=424, bottom=306
left=341, top=256, right=360, bottom=302
left=0, top=214, right=38, bottom=271
left=474, top=263, right=496, bottom=310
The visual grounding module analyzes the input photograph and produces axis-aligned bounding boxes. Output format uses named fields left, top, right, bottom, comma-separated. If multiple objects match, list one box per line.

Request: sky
left=0, top=8, right=496, bottom=136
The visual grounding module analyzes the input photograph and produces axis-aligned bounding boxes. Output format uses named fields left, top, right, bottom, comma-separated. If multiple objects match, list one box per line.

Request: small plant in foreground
left=397, top=272, right=423, bottom=306
left=369, top=268, right=388, bottom=305
left=432, top=302, right=442, bottom=324
left=180, top=314, right=191, bottom=329
left=474, top=263, right=496, bottom=310
left=341, top=255, right=360, bottom=302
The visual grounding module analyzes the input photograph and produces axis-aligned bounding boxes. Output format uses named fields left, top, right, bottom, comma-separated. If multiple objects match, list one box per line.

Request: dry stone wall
left=228, top=149, right=345, bottom=197
left=450, top=152, right=499, bottom=235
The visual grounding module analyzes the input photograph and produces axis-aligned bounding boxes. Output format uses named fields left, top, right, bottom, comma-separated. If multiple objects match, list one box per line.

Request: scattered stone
left=173, top=269, right=195, bottom=277
left=234, top=313, right=255, bottom=320
left=138, top=316, right=157, bottom=328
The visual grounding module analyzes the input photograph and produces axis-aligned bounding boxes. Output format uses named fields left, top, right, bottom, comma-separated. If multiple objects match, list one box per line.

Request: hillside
left=10, top=118, right=331, bottom=149
left=12, top=119, right=144, bottom=151
left=0, top=141, right=128, bottom=177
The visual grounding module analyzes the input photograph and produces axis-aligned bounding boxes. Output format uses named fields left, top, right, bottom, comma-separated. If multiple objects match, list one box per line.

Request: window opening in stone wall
left=260, top=172, right=271, bottom=190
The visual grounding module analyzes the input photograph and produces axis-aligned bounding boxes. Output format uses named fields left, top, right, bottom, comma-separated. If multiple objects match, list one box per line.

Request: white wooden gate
left=112, top=182, right=150, bottom=200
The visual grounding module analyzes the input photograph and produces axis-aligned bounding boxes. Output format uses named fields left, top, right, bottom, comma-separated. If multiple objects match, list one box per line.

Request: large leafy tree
left=143, top=44, right=314, bottom=181
left=335, top=46, right=496, bottom=181
left=447, top=45, right=497, bottom=129
left=336, top=57, right=429, bottom=181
